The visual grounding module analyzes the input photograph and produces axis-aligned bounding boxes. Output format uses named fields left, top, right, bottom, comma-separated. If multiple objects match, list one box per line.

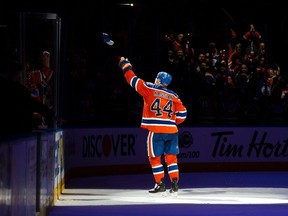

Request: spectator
left=228, top=43, right=243, bottom=73
left=0, top=60, right=54, bottom=140
left=160, top=48, right=176, bottom=74
left=169, top=48, right=187, bottom=95
left=253, top=41, right=266, bottom=63
left=25, top=50, right=53, bottom=129
left=172, top=33, right=185, bottom=52
left=242, top=23, right=262, bottom=56
left=206, top=42, right=220, bottom=68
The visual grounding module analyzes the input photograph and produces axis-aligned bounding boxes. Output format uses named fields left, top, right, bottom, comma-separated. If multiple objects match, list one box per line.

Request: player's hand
left=118, top=57, right=132, bottom=73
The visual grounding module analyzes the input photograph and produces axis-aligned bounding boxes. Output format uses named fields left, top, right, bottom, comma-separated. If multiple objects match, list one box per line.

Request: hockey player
left=118, top=57, right=187, bottom=196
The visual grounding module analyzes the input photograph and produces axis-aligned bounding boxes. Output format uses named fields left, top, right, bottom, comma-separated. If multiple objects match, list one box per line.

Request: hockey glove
left=118, top=57, right=132, bottom=73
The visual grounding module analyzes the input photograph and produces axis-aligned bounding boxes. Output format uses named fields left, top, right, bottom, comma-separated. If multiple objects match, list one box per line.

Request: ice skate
left=169, top=178, right=178, bottom=197
left=148, top=179, right=166, bottom=197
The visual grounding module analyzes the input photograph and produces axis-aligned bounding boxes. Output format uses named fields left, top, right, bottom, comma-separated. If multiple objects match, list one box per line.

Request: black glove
left=118, top=57, right=132, bottom=73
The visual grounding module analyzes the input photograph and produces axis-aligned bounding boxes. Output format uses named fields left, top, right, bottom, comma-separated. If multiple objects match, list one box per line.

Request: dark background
left=1, top=0, right=288, bottom=127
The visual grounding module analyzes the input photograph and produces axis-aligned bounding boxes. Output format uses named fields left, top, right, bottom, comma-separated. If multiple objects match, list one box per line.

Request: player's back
left=122, top=69, right=187, bottom=133
left=140, top=82, right=186, bottom=133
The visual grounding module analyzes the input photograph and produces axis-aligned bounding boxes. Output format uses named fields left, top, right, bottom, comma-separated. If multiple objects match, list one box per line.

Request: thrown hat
left=103, top=33, right=114, bottom=46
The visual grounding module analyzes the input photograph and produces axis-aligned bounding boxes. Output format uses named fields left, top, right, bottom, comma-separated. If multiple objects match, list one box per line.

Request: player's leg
left=164, top=132, right=180, bottom=195
left=147, top=131, right=166, bottom=195
left=165, top=154, right=179, bottom=195
left=148, top=156, right=166, bottom=194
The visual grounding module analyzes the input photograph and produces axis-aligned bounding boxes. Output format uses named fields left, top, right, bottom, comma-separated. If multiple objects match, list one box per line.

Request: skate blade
left=148, top=191, right=167, bottom=197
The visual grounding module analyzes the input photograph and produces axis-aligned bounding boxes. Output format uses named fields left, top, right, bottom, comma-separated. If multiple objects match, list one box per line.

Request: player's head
left=155, top=71, right=172, bottom=87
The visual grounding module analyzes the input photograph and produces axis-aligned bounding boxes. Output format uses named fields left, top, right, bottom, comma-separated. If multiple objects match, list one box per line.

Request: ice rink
left=47, top=172, right=288, bottom=216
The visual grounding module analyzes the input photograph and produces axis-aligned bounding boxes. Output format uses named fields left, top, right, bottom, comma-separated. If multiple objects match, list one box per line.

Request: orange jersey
left=124, top=69, right=187, bottom=133
left=26, top=66, right=53, bottom=121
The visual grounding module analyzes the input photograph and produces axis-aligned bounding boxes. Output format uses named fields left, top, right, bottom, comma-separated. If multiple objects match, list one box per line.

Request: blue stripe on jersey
left=176, top=111, right=187, bottom=118
left=142, top=118, right=176, bottom=126
left=130, top=76, right=138, bottom=90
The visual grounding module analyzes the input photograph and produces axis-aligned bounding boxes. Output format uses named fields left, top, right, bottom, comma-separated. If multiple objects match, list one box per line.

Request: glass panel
left=19, top=12, right=61, bottom=130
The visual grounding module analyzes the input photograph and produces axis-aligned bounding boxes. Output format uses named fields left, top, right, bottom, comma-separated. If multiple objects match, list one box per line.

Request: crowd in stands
left=156, top=24, right=288, bottom=125
left=57, top=21, right=288, bottom=127
left=2, top=10, right=288, bottom=140
left=66, top=23, right=288, bottom=126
